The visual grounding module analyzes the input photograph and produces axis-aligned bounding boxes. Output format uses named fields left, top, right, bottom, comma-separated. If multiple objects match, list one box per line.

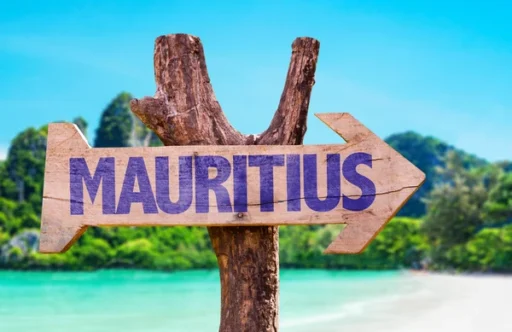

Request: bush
left=116, top=238, right=158, bottom=268
left=445, top=226, right=512, bottom=272
left=280, top=218, right=428, bottom=270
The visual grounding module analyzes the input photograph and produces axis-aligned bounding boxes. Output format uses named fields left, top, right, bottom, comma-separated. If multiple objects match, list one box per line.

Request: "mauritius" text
left=69, top=153, right=376, bottom=216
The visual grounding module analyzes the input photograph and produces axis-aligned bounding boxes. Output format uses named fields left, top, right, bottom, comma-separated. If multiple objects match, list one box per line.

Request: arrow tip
left=323, top=181, right=425, bottom=255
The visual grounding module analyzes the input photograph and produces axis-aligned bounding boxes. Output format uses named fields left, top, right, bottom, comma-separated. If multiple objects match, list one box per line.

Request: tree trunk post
left=131, top=34, right=320, bottom=332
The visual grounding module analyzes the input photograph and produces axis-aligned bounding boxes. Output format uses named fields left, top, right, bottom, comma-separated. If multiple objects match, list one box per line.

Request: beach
left=319, top=272, right=512, bottom=332
left=395, top=273, right=512, bottom=332
left=0, top=270, right=510, bottom=332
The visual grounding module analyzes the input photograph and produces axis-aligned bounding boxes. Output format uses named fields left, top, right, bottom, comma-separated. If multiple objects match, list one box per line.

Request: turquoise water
left=0, top=269, right=413, bottom=331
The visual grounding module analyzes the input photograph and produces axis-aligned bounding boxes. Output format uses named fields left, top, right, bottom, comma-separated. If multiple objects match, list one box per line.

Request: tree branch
left=131, top=34, right=245, bottom=146
left=130, top=33, right=319, bottom=332
left=255, top=37, right=320, bottom=145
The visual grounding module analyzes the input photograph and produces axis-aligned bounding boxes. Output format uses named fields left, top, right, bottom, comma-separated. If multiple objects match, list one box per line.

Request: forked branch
left=130, top=33, right=319, bottom=332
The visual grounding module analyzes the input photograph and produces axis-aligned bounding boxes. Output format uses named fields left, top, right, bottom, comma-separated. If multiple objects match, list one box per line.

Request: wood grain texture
left=39, top=34, right=425, bottom=332
left=40, top=113, right=425, bottom=253
left=125, top=34, right=317, bottom=332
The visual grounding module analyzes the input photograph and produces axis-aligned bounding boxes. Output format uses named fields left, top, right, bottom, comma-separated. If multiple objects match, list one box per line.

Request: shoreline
left=286, top=271, right=512, bottom=332
left=1, top=270, right=510, bottom=331
left=2, top=266, right=512, bottom=277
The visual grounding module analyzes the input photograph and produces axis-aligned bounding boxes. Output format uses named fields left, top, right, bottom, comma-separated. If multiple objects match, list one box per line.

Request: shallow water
left=0, top=269, right=415, bottom=332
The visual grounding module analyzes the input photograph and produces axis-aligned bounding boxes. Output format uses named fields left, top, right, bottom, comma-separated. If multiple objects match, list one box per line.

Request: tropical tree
left=386, top=131, right=486, bottom=217
left=484, top=172, right=512, bottom=224
left=94, top=92, right=133, bottom=147
left=422, top=151, right=488, bottom=266
left=94, top=92, right=161, bottom=148
left=2, top=126, right=47, bottom=206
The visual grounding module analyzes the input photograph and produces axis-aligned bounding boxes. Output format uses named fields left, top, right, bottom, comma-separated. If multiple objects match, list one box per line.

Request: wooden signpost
left=39, top=34, right=425, bottom=332
left=40, top=112, right=424, bottom=254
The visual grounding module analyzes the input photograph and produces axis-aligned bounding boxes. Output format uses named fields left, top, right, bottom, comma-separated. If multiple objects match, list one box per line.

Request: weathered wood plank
left=40, top=113, right=425, bottom=254
left=131, top=34, right=321, bottom=332
left=38, top=34, right=425, bottom=332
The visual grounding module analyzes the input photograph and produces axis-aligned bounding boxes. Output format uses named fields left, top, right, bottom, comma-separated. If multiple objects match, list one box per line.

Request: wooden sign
left=39, top=113, right=425, bottom=254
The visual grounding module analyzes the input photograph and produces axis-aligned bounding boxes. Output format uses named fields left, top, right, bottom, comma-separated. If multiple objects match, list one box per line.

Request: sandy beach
left=338, top=272, right=512, bottom=332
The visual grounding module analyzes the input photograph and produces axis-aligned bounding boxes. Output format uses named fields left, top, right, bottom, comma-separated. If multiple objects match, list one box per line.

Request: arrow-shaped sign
left=39, top=113, right=425, bottom=254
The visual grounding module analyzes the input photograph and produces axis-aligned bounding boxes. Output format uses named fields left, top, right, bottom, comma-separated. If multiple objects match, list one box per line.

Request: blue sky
left=0, top=0, right=510, bottom=161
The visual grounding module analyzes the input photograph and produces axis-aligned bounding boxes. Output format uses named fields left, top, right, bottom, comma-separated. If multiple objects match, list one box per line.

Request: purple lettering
left=249, top=155, right=284, bottom=212
left=286, top=154, right=301, bottom=212
left=342, top=152, right=376, bottom=211
left=304, top=154, right=341, bottom=212
left=195, top=156, right=232, bottom=213
left=155, top=156, right=193, bottom=214
left=233, top=155, right=248, bottom=213
left=116, top=157, right=158, bottom=214
left=70, top=157, right=115, bottom=215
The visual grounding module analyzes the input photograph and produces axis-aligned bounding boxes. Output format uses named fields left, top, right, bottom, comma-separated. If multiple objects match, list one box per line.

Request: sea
left=0, top=269, right=424, bottom=332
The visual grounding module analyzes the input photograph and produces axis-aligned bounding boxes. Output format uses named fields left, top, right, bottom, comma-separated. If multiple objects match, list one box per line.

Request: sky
left=0, top=0, right=510, bottom=161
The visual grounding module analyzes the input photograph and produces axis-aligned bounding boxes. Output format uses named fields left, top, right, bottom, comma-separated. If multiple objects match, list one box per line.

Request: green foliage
left=28, top=251, right=79, bottom=270
left=363, top=218, right=429, bottom=269
left=94, top=92, right=133, bottom=148
left=484, top=172, right=512, bottom=224
left=116, top=238, right=157, bottom=268
left=75, top=236, right=114, bottom=269
left=496, top=161, right=512, bottom=173
left=14, top=202, right=40, bottom=230
left=1, top=126, right=47, bottom=209
left=0, top=229, right=9, bottom=246
left=422, top=151, right=488, bottom=249
left=386, top=131, right=486, bottom=217
left=0, top=198, right=22, bottom=234
left=4, top=246, right=24, bottom=264
left=443, top=226, right=512, bottom=272
left=280, top=218, right=428, bottom=270
left=93, top=92, right=162, bottom=148
left=0, top=91, right=510, bottom=272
